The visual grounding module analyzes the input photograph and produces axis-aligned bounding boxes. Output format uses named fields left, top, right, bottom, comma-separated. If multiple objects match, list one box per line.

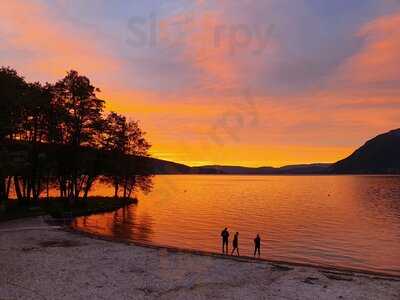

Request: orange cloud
left=336, top=12, right=400, bottom=86
left=1, top=2, right=399, bottom=167
left=158, top=5, right=278, bottom=92
left=0, top=0, right=121, bottom=81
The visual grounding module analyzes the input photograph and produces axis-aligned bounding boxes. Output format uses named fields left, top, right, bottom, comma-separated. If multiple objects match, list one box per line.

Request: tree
left=0, top=67, right=27, bottom=142
left=53, top=70, right=105, bottom=147
left=0, top=66, right=153, bottom=208
left=101, top=112, right=151, bottom=198
left=19, top=82, right=54, bottom=204
left=102, top=112, right=151, bottom=155
left=0, top=67, right=27, bottom=206
left=53, top=70, right=105, bottom=203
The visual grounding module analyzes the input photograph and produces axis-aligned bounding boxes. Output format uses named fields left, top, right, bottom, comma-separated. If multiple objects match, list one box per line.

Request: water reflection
left=73, top=204, right=154, bottom=243
left=74, top=175, right=400, bottom=276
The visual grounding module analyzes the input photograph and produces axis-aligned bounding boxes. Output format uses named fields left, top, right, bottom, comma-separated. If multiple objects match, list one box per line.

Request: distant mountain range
left=196, top=164, right=331, bottom=175
left=148, top=128, right=400, bottom=175
left=147, top=159, right=332, bottom=175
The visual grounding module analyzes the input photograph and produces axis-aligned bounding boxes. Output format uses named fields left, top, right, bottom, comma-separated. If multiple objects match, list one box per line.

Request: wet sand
left=1, top=217, right=399, bottom=300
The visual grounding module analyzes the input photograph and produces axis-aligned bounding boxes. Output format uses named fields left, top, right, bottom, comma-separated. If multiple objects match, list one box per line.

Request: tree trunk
left=33, top=176, right=41, bottom=206
left=127, top=176, right=136, bottom=200
left=26, top=177, right=32, bottom=204
left=73, top=175, right=79, bottom=203
left=123, top=176, right=128, bottom=199
left=46, top=176, right=50, bottom=202
left=30, top=116, right=43, bottom=206
left=114, top=181, right=119, bottom=198
left=6, top=176, right=12, bottom=200
left=127, top=185, right=133, bottom=200
left=83, top=176, right=95, bottom=204
left=14, top=176, right=23, bottom=202
left=67, top=178, right=75, bottom=206
left=59, top=176, right=67, bottom=198
left=22, top=177, right=29, bottom=204
left=0, top=176, right=6, bottom=209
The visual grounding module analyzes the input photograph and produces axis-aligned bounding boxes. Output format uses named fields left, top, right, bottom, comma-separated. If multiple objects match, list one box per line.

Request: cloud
left=0, top=0, right=121, bottom=83
left=151, top=1, right=280, bottom=94
left=334, top=12, right=400, bottom=92
left=1, top=0, right=400, bottom=166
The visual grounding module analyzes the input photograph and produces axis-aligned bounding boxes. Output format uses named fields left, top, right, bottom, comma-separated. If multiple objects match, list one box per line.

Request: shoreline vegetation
left=1, top=217, right=399, bottom=299
left=0, top=196, right=137, bottom=222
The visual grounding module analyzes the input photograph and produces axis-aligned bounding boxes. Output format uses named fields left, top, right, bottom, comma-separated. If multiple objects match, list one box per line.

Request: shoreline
left=1, top=217, right=400, bottom=299
left=70, top=226, right=400, bottom=281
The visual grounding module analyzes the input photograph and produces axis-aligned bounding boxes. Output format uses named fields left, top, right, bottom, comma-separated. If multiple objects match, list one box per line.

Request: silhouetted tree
left=53, top=70, right=105, bottom=203
left=0, top=66, right=153, bottom=209
left=0, top=67, right=27, bottom=142
left=20, top=82, right=54, bottom=204
left=53, top=70, right=105, bottom=147
left=101, top=112, right=151, bottom=198
left=0, top=67, right=27, bottom=206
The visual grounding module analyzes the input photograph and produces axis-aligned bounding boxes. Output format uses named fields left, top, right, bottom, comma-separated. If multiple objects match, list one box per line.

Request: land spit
left=0, top=217, right=399, bottom=299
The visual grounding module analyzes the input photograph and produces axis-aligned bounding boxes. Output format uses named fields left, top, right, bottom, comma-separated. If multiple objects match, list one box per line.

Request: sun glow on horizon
left=149, top=144, right=354, bottom=168
left=1, top=0, right=400, bottom=167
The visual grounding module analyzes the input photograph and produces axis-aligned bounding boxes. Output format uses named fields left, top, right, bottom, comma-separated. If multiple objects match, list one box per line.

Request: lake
left=73, top=175, right=400, bottom=276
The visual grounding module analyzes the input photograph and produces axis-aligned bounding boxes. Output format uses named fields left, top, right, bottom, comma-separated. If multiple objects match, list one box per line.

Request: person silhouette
left=231, top=232, right=240, bottom=256
left=254, top=234, right=261, bottom=257
left=221, top=228, right=229, bottom=254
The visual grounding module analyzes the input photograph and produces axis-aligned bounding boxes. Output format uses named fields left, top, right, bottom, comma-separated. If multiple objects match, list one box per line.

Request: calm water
left=73, top=175, right=400, bottom=276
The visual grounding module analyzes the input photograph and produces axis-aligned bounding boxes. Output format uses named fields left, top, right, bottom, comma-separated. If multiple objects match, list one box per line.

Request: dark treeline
left=0, top=67, right=153, bottom=209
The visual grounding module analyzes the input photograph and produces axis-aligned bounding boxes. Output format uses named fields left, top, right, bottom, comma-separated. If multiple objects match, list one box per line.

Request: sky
left=1, top=0, right=400, bottom=167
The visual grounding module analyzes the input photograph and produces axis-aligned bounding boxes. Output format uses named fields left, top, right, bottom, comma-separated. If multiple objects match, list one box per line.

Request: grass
left=0, top=197, right=137, bottom=222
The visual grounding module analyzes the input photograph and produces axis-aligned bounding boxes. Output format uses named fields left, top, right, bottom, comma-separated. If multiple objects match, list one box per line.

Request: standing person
left=221, top=228, right=229, bottom=254
left=231, top=232, right=240, bottom=256
left=254, top=234, right=261, bottom=257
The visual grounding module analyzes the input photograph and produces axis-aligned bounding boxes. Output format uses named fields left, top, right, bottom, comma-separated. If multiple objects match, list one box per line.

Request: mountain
left=275, top=163, right=332, bottom=174
left=5, top=129, right=399, bottom=176
left=146, top=158, right=222, bottom=174
left=197, top=165, right=275, bottom=174
left=332, top=129, right=400, bottom=174
left=147, top=160, right=332, bottom=175
left=198, top=164, right=331, bottom=175
left=96, top=128, right=400, bottom=175
left=145, top=157, right=193, bottom=174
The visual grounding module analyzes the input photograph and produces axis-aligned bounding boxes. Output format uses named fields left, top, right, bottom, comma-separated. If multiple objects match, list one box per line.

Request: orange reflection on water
left=74, top=205, right=154, bottom=243
left=73, top=175, right=400, bottom=276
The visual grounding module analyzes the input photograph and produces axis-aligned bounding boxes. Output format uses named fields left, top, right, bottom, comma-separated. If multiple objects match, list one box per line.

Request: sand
left=0, top=217, right=399, bottom=300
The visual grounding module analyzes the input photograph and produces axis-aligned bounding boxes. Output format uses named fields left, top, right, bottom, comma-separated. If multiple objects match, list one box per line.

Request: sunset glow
left=1, top=0, right=400, bottom=167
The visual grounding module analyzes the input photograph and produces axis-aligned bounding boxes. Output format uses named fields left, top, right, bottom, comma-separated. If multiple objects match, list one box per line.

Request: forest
left=0, top=67, right=153, bottom=213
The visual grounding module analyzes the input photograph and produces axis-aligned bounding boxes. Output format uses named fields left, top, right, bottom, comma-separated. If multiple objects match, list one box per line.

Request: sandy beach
left=0, top=217, right=399, bottom=300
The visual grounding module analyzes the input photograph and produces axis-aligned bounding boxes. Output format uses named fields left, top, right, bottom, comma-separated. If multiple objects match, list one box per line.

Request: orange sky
left=1, top=0, right=400, bottom=167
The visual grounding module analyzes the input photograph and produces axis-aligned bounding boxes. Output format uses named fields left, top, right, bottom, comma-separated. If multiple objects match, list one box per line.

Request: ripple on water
left=73, top=175, right=400, bottom=276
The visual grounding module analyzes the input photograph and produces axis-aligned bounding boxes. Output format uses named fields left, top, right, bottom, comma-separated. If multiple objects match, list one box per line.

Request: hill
left=197, top=164, right=331, bottom=175
left=146, top=161, right=332, bottom=175
left=145, top=158, right=221, bottom=174
left=6, top=128, right=399, bottom=176
left=332, top=129, right=400, bottom=174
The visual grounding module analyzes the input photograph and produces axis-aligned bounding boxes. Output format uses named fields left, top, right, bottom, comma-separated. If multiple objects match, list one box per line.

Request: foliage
left=0, top=67, right=152, bottom=208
